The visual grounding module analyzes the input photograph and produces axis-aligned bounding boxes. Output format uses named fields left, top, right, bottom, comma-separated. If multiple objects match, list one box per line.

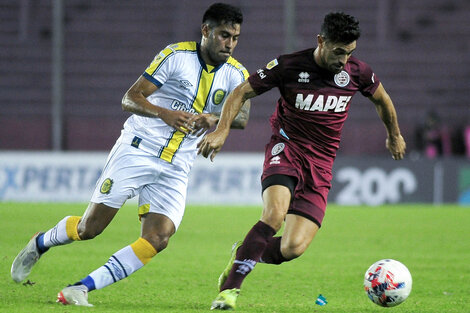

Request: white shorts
left=91, top=139, right=188, bottom=230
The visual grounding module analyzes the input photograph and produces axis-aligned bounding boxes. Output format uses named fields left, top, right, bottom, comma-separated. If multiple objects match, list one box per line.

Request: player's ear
left=201, top=23, right=210, bottom=38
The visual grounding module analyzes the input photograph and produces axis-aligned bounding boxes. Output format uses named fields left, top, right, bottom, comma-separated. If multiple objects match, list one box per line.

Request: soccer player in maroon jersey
left=196, top=12, right=406, bottom=310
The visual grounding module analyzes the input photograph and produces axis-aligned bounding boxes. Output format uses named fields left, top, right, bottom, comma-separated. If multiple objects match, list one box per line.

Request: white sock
left=42, top=216, right=74, bottom=247
left=88, top=245, right=144, bottom=290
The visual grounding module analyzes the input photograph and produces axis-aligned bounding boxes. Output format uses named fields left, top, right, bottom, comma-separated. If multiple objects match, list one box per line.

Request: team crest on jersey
left=334, top=70, right=350, bottom=87
left=271, top=143, right=285, bottom=156
left=100, top=178, right=113, bottom=194
left=212, top=89, right=226, bottom=105
left=266, top=59, right=278, bottom=70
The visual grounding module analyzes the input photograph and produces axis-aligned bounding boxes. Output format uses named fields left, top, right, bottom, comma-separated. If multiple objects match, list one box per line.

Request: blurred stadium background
left=0, top=0, right=469, bottom=205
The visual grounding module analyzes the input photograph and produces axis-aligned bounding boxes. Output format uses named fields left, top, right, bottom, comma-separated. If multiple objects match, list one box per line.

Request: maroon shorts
left=261, top=136, right=333, bottom=227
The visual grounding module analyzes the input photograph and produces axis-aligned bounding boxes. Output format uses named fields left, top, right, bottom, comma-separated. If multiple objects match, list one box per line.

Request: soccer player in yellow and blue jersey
left=11, top=3, right=250, bottom=307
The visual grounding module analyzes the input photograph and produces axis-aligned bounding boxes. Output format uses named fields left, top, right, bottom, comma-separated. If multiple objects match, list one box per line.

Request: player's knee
left=261, top=208, right=286, bottom=231
left=281, top=238, right=308, bottom=260
left=143, top=233, right=171, bottom=252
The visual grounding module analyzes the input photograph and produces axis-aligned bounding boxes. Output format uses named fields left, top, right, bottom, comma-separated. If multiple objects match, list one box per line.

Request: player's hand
left=386, top=134, right=406, bottom=160
left=197, top=129, right=229, bottom=161
left=187, top=114, right=219, bottom=137
left=159, top=109, right=195, bottom=134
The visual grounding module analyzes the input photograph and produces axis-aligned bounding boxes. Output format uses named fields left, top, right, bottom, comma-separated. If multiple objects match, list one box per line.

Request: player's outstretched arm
left=197, top=80, right=257, bottom=161
left=369, top=83, right=406, bottom=160
left=229, top=98, right=251, bottom=129
left=122, top=76, right=195, bottom=134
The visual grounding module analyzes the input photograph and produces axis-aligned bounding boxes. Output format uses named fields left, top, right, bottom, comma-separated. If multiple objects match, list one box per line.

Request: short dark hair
left=202, top=3, right=243, bottom=28
left=320, top=12, right=360, bottom=44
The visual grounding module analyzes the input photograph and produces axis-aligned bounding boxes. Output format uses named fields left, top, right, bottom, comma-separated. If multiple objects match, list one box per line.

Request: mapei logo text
left=295, top=93, right=352, bottom=112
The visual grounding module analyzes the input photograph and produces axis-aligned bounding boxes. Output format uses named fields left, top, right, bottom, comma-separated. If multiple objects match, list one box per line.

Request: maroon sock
left=259, top=236, right=287, bottom=265
left=221, top=221, right=275, bottom=290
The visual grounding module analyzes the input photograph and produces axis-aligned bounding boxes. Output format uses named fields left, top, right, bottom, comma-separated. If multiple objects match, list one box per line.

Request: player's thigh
left=261, top=184, right=292, bottom=231
left=91, top=143, right=158, bottom=208
left=281, top=214, right=319, bottom=258
left=138, top=161, right=188, bottom=232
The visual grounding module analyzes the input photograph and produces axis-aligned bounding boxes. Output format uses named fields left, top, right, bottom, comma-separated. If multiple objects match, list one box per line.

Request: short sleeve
left=248, top=57, right=282, bottom=95
left=359, top=63, right=380, bottom=97
left=228, top=71, right=245, bottom=93
left=226, top=57, right=249, bottom=92
left=142, top=45, right=176, bottom=87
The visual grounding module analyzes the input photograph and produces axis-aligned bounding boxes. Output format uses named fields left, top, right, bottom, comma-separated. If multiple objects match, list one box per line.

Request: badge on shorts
left=131, top=136, right=142, bottom=148
left=100, top=178, right=113, bottom=194
left=271, top=143, right=285, bottom=156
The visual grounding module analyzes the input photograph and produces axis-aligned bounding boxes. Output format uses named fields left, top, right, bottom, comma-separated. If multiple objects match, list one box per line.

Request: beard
left=208, top=49, right=229, bottom=65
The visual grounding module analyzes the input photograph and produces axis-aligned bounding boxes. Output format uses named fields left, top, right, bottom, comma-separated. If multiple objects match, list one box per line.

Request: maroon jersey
left=248, top=48, right=380, bottom=169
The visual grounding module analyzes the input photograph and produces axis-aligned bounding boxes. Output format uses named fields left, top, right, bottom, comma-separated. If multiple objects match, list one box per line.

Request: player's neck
left=313, top=47, right=328, bottom=71
left=199, top=45, right=220, bottom=67
left=313, top=48, right=322, bottom=68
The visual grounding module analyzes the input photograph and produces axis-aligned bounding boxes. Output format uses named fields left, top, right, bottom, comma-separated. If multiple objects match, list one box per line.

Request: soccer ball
left=364, top=259, right=412, bottom=307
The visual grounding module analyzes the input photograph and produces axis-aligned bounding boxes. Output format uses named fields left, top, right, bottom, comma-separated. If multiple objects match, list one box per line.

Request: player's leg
left=11, top=202, right=117, bottom=283
left=212, top=183, right=291, bottom=310
left=41, top=202, right=117, bottom=251
left=218, top=173, right=296, bottom=288
left=228, top=216, right=318, bottom=270
left=11, top=139, right=137, bottom=283
left=279, top=213, right=319, bottom=259
left=141, top=212, right=176, bottom=253
left=261, top=163, right=329, bottom=265
left=58, top=210, right=177, bottom=307
left=259, top=215, right=319, bottom=264
left=260, top=204, right=324, bottom=264
left=58, top=157, right=187, bottom=306
left=220, top=184, right=290, bottom=289
left=58, top=212, right=174, bottom=306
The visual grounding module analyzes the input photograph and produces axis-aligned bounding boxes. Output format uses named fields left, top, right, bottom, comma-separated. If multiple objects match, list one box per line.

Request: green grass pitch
left=0, top=202, right=469, bottom=312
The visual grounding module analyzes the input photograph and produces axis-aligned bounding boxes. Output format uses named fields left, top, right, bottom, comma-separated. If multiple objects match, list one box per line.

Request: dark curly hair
left=320, top=12, right=361, bottom=44
left=202, top=3, right=243, bottom=28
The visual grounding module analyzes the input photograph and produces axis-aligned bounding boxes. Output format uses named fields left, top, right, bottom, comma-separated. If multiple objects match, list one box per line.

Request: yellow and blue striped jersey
left=122, top=41, right=249, bottom=173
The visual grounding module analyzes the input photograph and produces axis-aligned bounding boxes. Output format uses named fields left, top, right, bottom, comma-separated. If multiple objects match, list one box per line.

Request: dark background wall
left=1, top=0, right=469, bottom=155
